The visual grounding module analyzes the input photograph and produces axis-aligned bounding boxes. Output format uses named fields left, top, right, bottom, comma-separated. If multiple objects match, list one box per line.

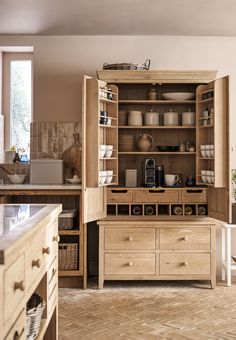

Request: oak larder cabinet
left=82, top=70, right=231, bottom=289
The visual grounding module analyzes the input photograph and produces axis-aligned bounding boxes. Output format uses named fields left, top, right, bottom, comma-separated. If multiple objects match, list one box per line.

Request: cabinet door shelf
left=99, top=157, right=117, bottom=160
left=99, top=124, right=117, bottom=129
left=198, top=125, right=214, bottom=128
left=99, top=97, right=117, bottom=104
left=119, top=100, right=196, bottom=104
left=198, top=98, right=214, bottom=104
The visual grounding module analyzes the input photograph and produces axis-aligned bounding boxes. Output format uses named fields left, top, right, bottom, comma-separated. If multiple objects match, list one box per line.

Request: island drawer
left=4, top=309, right=25, bottom=340
left=159, top=227, right=211, bottom=250
left=104, top=253, right=156, bottom=275
left=4, top=254, right=25, bottom=323
left=104, top=227, right=156, bottom=250
left=160, top=253, right=211, bottom=275
left=181, top=189, right=207, bottom=203
left=48, top=256, right=58, bottom=297
left=107, top=189, right=133, bottom=203
left=133, top=189, right=179, bottom=203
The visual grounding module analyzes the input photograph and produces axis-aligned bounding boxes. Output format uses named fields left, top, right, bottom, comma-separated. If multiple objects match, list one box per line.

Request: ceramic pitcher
left=137, top=134, right=153, bottom=152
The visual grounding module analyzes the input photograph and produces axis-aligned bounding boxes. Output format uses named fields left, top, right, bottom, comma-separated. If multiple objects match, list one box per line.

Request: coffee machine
left=144, top=158, right=156, bottom=187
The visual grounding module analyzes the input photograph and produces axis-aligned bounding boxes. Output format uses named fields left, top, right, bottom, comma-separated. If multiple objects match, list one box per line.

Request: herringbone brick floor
left=59, top=280, right=236, bottom=339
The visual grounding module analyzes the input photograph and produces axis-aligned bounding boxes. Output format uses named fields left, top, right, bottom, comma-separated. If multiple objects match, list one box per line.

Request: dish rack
left=25, top=293, right=46, bottom=339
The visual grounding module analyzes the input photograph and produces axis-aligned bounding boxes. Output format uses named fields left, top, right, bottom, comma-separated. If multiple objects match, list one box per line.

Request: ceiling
left=1, top=0, right=236, bottom=36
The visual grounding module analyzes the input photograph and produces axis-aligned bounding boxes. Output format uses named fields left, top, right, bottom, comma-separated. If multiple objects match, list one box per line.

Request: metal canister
left=155, top=165, right=164, bottom=187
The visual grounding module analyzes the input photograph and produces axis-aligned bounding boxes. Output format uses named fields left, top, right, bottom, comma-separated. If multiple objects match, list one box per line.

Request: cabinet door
left=82, top=76, right=118, bottom=223
left=196, top=76, right=229, bottom=188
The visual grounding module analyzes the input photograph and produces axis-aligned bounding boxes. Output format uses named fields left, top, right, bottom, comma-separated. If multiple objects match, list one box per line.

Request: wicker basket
left=25, top=293, right=46, bottom=340
left=59, top=243, right=78, bottom=270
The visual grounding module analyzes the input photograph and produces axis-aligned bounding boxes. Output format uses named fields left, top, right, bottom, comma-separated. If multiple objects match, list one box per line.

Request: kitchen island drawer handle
left=148, top=190, right=165, bottom=193
left=14, top=326, right=25, bottom=340
left=181, top=236, right=189, bottom=241
left=53, top=235, right=60, bottom=242
left=32, top=259, right=41, bottom=268
left=127, top=236, right=133, bottom=241
left=14, top=280, right=25, bottom=292
left=186, top=190, right=203, bottom=193
left=180, top=262, right=188, bottom=266
left=42, top=247, right=50, bottom=255
left=111, top=190, right=128, bottom=193
left=127, top=262, right=133, bottom=267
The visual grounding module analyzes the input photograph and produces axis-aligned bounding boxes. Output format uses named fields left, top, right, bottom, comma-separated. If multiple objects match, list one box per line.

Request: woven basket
left=59, top=243, right=78, bottom=270
left=25, top=300, right=46, bottom=339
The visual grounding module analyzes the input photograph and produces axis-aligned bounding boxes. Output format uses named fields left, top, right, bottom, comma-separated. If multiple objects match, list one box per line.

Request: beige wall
left=0, top=34, right=236, bottom=276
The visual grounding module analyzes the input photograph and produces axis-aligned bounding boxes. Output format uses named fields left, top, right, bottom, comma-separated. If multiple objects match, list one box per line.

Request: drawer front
left=105, top=253, right=156, bottom=275
left=104, top=227, right=156, bottom=250
left=48, top=221, right=59, bottom=261
left=160, top=227, right=211, bottom=250
left=4, top=254, right=25, bottom=323
left=48, top=256, right=58, bottom=297
left=107, top=189, right=133, bottom=203
left=133, top=189, right=179, bottom=203
left=4, top=309, right=25, bottom=340
left=160, top=253, right=211, bottom=275
left=25, top=233, right=46, bottom=289
left=181, top=189, right=207, bottom=203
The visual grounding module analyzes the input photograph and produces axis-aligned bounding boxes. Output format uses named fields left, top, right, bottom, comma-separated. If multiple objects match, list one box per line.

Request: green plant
left=232, top=169, right=236, bottom=184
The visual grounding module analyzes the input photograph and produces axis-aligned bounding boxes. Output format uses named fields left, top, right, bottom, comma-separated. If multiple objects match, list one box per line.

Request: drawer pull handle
left=111, top=190, right=128, bottom=193
left=127, top=262, right=133, bottom=267
left=42, top=247, right=50, bottom=255
left=182, top=236, right=189, bottom=241
left=14, top=327, right=25, bottom=340
left=181, top=262, right=188, bottom=266
left=53, top=235, right=60, bottom=242
left=32, top=259, right=41, bottom=268
left=148, top=190, right=165, bottom=193
left=14, top=280, right=25, bottom=292
left=186, top=189, right=203, bottom=193
left=127, top=236, right=133, bottom=241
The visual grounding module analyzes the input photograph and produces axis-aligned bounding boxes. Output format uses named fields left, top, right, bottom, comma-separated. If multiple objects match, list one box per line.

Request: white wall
left=0, top=34, right=236, bottom=276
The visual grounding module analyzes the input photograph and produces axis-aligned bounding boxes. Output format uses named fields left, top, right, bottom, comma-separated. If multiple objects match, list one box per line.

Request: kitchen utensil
left=162, top=92, right=195, bottom=100
left=125, top=169, right=137, bottom=187
left=99, top=145, right=106, bottom=158
left=137, top=134, right=153, bottom=152
left=165, top=174, right=177, bottom=186
left=105, top=145, right=113, bottom=158
left=128, top=111, right=142, bottom=126
left=8, top=174, right=26, bottom=184
left=144, top=158, right=155, bottom=187
left=155, top=165, right=164, bottom=187
left=147, top=88, right=157, bottom=100
left=163, top=109, right=179, bottom=126
left=144, top=110, right=159, bottom=126
left=105, top=170, right=113, bottom=184
left=99, top=171, right=106, bottom=185
left=182, top=109, right=195, bottom=126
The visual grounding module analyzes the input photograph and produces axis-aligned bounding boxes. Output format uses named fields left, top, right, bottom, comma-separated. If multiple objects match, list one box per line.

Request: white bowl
left=106, top=170, right=113, bottom=176
left=99, top=176, right=106, bottom=185
left=105, top=150, right=113, bottom=158
left=106, top=145, right=113, bottom=150
left=105, top=175, right=113, bottom=184
left=8, top=174, right=25, bottom=184
left=162, top=92, right=195, bottom=100
left=99, top=150, right=106, bottom=158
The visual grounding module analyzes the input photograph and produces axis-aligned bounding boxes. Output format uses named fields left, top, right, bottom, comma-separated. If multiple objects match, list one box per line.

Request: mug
left=165, top=174, right=178, bottom=186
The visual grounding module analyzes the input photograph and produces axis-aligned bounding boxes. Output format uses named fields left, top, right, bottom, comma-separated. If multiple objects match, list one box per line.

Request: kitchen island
left=0, top=203, right=62, bottom=340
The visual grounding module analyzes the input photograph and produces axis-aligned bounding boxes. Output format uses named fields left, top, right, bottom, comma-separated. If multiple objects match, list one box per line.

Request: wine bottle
left=145, top=205, right=155, bottom=215
left=132, top=206, right=142, bottom=215
left=185, top=206, right=193, bottom=215
left=173, top=206, right=183, bottom=215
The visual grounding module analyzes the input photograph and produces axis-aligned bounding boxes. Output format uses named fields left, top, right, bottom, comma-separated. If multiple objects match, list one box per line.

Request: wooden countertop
left=0, top=204, right=62, bottom=265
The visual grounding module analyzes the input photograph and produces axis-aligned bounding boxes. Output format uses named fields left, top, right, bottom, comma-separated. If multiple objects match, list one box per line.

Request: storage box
left=30, top=159, right=63, bottom=184
left=58, top=209, right=78, bottom=230
left=59, top=243, right=78, bottom=270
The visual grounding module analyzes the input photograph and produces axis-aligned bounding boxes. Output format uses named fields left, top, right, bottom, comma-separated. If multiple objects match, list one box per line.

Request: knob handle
left=127, top=236, right=133, bottom=241
left=127, top=262, right=133, bottom=267
left=53, top=235, right=60, bottom=242
left=181, top=261, right=188, bottom=266
left=14, top=280, right=25, bottom=292
left=182, top=236, right=189, bottom=241
left=14, top=327, right=24, bottom=340
left=42, top=247, right=50, bottom=255
left=32, top=259, right=41, bottom=268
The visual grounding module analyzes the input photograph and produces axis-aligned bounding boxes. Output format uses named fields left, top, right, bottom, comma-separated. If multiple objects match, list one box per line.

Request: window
left=2, top=52, right=33, bottom=157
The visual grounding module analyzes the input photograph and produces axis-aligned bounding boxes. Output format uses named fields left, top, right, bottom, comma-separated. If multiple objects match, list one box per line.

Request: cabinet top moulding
left=97, top=70, right=218, bottom=83
left=119, top=100, right=196, bottom=104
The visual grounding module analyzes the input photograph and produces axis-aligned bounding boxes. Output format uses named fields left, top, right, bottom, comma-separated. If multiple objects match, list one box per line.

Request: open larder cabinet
left=82, top=75, right=118, bottom=223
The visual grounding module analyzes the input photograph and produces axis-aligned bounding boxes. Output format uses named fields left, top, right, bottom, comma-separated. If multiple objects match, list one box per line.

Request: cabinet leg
left=226, top=228, right=232, bottom=287
left=221, top=227, right=226, bottom=281
left=98, top=277, right=104, bottom=290
left=210, top=278, right=216, bottom=289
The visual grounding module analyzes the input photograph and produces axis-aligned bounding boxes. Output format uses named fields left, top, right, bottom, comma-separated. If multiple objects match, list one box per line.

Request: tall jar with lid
left=147, top=88, right=157, bottom=100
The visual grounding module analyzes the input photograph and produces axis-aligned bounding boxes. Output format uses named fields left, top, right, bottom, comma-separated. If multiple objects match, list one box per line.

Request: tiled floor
left=59, top=280, right=236, bottom=339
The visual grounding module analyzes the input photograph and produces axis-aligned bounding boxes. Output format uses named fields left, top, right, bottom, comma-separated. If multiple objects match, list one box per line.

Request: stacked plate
left=119, top=135, right=134, bottom=152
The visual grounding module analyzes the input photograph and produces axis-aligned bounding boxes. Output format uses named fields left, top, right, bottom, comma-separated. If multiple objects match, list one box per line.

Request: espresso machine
left=144, top=158, right=156, bottom=187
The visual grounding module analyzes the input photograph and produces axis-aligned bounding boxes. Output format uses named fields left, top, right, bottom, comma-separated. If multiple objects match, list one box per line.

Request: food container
left=144, top=110, right=159, bottom=126
left=59, top=209, right=78, bottom=230
left=125, top=169, right=137, bottom=187
left=147, top=88, right=157, bottom=100
left=128, top=111, right=142, bottom=126
left=163, top=110, right=179, bottom=126
left=182, top=109, right=195, bottom=126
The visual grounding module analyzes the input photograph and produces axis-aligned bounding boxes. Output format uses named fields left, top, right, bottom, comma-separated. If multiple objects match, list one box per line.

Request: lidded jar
left=163, top=109, right=179, bottom=126
left=182, top=109, right=195, bottom=126
left=147, top=88, right=157, bottom=100
left=144, top=109, right=159, bottom=126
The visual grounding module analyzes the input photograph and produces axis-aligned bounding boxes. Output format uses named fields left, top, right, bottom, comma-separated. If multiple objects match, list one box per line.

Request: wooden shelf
left=198, top=98, right=214, bottom=103
left=59, top=270, right=83, bottom=276
left=99, top=157, right=117, bottom=160
left=198, top=125, right=214, bottom=128
left=119, top=152, right=196, bottom=155
left=99, top=97, right=117, bottom=104
left=59, top=230, right=80, bottom=235
left=119, top=99, right=196, bottom=104
left=198, top=157, right=214, bottom=160
left=118, top=125, right=196, bottom=129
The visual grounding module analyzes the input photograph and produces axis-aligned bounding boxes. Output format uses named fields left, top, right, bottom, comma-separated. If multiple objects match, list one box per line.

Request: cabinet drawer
left=48, top=256, right=58, bottom=297
left=107, top=189, right=133, bottom=203
left=181, top=189, right=207, bottom=203
left=4, top=309, right=25, bottom=340
left=48, top=221, right=59, bottom=260
left=160, top=253, right=211, bottom=275
left=160, top=227, right=211, bottom=250
left=104, top=227, right=156, bottom=250
left=133, top=189, right=179, bottom=203
left=104, top=253, right=156, bottom=275
left=4, top=254, right=25, bottom=323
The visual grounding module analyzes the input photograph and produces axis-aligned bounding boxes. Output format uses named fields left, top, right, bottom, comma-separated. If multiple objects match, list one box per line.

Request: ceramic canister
left=182, top=109, right=195, bottom=126
left=144, top=110, right=159, bottom=126
left=163, top=109, right=179, bottom=126
left=128, top=111, right=142, bottom=126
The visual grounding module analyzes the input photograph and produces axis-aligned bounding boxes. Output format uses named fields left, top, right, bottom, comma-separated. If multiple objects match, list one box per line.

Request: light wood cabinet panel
left=133, top=189, right=179, bottom=203
left=160, top=253, right=211, bottom=275
left=107, top=189, right=133, bottom=203
left=4, top=309, right=25, bottom=340
left=104, top=227, right=156, bottom=250
left=181, top=188, right=207, bottom=203
left=104, top=253, right=156, bottom=275
left=159, top=227, right=211, bottom=250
